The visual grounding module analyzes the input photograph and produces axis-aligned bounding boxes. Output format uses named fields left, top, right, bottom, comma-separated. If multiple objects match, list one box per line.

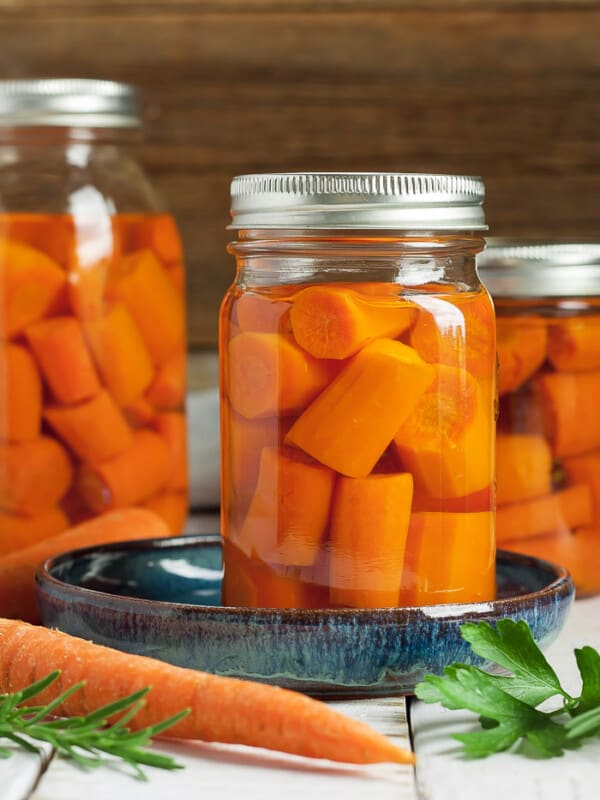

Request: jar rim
left=229, top=172, right=487, bottom=231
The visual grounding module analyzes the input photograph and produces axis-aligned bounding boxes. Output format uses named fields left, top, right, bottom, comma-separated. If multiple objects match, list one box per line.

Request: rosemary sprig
left=0, top=671, right=189, bottom=780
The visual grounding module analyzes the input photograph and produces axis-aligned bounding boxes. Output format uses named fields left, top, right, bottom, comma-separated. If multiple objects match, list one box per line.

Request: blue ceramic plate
left=36, top=536, right=574, bottom=698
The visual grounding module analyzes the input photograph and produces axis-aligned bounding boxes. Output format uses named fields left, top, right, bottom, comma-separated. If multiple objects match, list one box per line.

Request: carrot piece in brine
left=496, top=316, right=547, bottom=395
left=234, top=292, right=293, bottom=334
left=153, top=412, right=189, bottom=490
left=0, top=345, right=42, bottom=442
left=547, top=315, right=600, bottom=373
left=143, top=491, right=188, bottom=535
left=227, top=332, right=333, bottom=420
left=496, top=484, right=594, bottom=544
left=237, top=447, right=335, bottom=567
left=44, top=390, right=133, bottom=465
left=77, top=430, right=170, bottom=512
left=394, top=365, right=493, bottom=499
left=25, top=315, right=101, bottom=405
left=563, top=450, right=600, bottom=525
left=496, top=434, right=553, bottom=506
left=67, top=258, right=109, bottom=321
left=0, top=239, right=67, bottom=337
left=0, top=506, right=68, bottom=556
left=131, top=214, right=183, bottom=265
left=124, top=396, right=157, bottom=428
left=0, top=436, right=73, bottom=514
left=329, top=473, right=413, bottom=608
left=146, top=352, right=186, bottom=410
left=111, top=249, right=185, bottom=366
left=286, top=339, right=435, bottom=478
left=290, top=285, right=417, bottom=360
left=535, top=370, right=600, bottom=458
left=402, top=511, right=495, bottom=605
left=85, top=304, right=154, bottom=406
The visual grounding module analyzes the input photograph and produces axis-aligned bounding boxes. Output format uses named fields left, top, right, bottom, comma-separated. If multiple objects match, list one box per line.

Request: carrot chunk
left=547, top=315, right=600, bottom=372
left=286, top=339, right=436, bottom=478
left=111, top=249, right=185, bottom=366
left=25, top=315, right=101, bottom=404
left=0, top=345, right=42, bottom=442
left=496, top=434, right=553, bottom=506
left=0, top=506, right=68, bottom=555
left=227, top=332, right=333, bottom=419
left=85, top=304, right=155, bottom=406
left=496, top=484, right=594, bottom=543
left=237, top=447, right=335, bottom=567
left=67, top=258, right=110, bottom=321
left=402, top=511, right=495, bottom=605
left=44, top=390, right=133, bottom=464
left=146, top=352, right=186, bottom=410
left=496, top=316, right=547, bottom=395
left=143, top=491, right=188, bottom=535
left=0, top=239, right=67, bottom=337
left=329, top=473, right=413, bottom=608
left=290, top=285, right=417, bottom=359
left=129, top=214, right=183, bottom=265
left=0, top=437, right=73, bottom=514
left=409, top=291, right=495, bottom=378
left=394, top=365, right=493, bottom=499
left=535, top=370, right=600, bottom=457
left=234, top=292, right=293, bottom=334
left=563, top=450, right=600, bottom=525
left=152, top=412, right=189, bottom=490
left=77, top=430, right=170, bottom=512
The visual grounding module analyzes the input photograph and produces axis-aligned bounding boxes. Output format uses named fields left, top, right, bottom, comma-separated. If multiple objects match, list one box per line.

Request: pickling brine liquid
left=0, top=212, right=189, bottom=552
left=220, top=281, right=496, bottom=609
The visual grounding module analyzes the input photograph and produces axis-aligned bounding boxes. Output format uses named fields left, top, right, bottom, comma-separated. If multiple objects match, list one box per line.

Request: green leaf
left=460, top=620, right=570, bottom=705
left=574, top=646, right=600, bottom=715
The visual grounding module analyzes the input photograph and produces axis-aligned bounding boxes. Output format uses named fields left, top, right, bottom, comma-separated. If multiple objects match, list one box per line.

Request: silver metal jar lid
left=229, top=172, right=487, bottom=231
left=478, top=242, right=600, bottom=298
left=0, top=79, right=141, bottom=128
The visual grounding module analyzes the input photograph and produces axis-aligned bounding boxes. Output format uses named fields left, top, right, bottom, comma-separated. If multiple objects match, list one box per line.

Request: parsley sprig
left=0, top=671, right=189, bottom=779
left=415, top=619, right=600, bottom=758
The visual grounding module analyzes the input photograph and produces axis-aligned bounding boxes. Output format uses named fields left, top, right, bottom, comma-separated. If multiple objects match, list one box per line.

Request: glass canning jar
left=0, top=79, right=189, bottom=546
left=220, top=172, right=495, bottom=609
left=479, top=243, right=600, bottom=596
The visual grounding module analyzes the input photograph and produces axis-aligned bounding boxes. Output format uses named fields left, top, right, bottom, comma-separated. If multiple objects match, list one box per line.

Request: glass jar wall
left=0, top=80, right=188, bottom=549
left=478, top=243, right=600, bottom=596
left=221, top=173, right=495, bottom=609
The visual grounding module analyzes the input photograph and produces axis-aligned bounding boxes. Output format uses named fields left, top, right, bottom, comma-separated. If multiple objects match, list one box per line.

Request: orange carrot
left=227, top=332, right=333, bottom=419
left=563, top=450, right=600, bottom=525
left=111, top=249, right=185, bottom=365
left=234, top=292, right=293, bottom=334
left=0, top=437, right=73, bottom=514
left=496, top=316, right=547, bottom=395
left=25, top=315, right=101, bottom=404
left=146, top=352, right=186, bottom=410
left=329, top=473, right=413, bottom=608
left=167, top=263, right=185, bottom=294
left=0, top=508, right=173, bottom=622
left=129, top=213, right=183, bottom=265
left=152, top=412, right=189, bottom=490
left=237, top=447, right=335, bottom=567
left=0, top=344, right=42, bottom=442
left=0, top=506, right=68, bottom=556
left=290, top=285, right=417, bottom=359
left=547, top=314, right=600, bottom=372
left=394, top=365, right=494, bottom=499
left=496, top=434, right=553, bottom=506
left=535, top=370, right=600, bottom=457
left=0, top=213, right=74, bottom=267
left=496, top=484, right=594, bottom=543
left=67, top=258, right=109, bottom=321
left=0, top=239, right=67, bottom=337
left=44, top=390, right=133, bottom=465
left=0, top=617, right=414, bottom=765
left=286, top=339, right=436, bottom=478
left=85, top=304, right=155, bottom=406
left=143, top=491, right=188, bottom=535
left=409, top=290, right=496, bottom=378
left=77, top=430, right=170, bottom=512
left=401, top=511, right=495, bottom=605
left=124, top=396, right=157, bottom=427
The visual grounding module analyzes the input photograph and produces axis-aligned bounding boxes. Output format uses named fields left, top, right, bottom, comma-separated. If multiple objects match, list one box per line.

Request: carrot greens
left=0, top=670, right=188, bottom=779
left=415, top=619, right=600, bottom=758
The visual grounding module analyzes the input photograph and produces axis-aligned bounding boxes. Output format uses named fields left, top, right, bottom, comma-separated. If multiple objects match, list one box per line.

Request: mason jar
left=478, top=243, right=600, bottom=596
left=0, top=79, right=189, bottom=550
left=220, top=172, right=495, bottom=609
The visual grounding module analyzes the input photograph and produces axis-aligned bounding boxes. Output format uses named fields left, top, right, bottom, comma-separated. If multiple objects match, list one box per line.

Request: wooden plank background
left=1, top=0, right=600, bottom=347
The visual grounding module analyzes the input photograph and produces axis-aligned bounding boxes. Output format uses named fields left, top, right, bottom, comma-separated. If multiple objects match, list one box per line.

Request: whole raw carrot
left=0, top=508, right=172, bottom=623
left=0, top=617, right=414, bottom=766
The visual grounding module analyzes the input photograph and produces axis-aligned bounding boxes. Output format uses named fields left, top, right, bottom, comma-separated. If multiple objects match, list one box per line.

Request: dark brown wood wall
left=1, top=1, right=600, bottom=346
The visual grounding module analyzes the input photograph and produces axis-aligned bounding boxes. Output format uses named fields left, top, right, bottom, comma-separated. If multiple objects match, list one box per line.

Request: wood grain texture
left=1, top=2, right=600, bottom=345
